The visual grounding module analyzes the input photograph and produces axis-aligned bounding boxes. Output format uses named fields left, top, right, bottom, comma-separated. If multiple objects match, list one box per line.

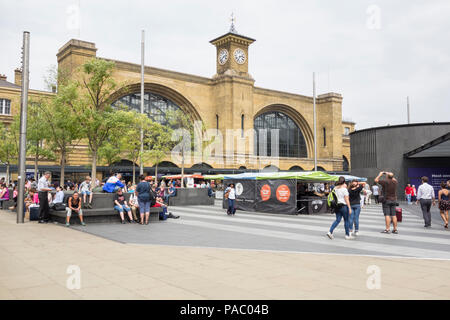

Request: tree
left=36, top=81, right=83, bottom=186
left=166, top=109, right=204, bottom=188
left=147, top=121, right=173, bottom=185
left=74, top=58, right=128, bottom=183
left=0, top=118, right=20, bottom=184
left=27, top=99, right=56, bottom=179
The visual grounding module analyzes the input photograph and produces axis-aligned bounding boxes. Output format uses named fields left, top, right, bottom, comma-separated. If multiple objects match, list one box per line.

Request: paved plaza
left=0, top=202, right=449, bottom=300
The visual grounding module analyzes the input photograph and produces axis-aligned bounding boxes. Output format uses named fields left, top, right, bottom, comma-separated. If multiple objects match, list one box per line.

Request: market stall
left=222, top=171, right=338, bottom=215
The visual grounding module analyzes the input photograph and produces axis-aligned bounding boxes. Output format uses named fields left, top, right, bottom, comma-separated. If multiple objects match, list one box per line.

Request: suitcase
left=29, top=206, right=40, bottom=221
left=396, top=207, right=402, bottom=222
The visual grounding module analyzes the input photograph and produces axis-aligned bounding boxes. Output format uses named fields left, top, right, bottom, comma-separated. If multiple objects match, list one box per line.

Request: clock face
left=218, top=49, right=228, bottom=65
left=234, top=48, right=246, bottom=64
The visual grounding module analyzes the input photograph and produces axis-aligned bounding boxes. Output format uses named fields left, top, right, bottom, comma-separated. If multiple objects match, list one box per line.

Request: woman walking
left=225, top=183, right=236, bottom=215
left=438, top=182, right=449, bottom=229
left=327, top=176, right=353, bottom=240
left=348, top=180, right=365, bottom=236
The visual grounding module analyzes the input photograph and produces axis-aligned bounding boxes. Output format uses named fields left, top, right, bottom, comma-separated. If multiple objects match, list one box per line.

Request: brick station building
left=0, top=24, right=354, bottom=181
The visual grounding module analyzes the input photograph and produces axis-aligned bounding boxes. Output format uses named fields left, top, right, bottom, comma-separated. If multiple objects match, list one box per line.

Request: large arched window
left=254, top=111, right=307, bottom=158
left=112, top=92, right=181, bottom=126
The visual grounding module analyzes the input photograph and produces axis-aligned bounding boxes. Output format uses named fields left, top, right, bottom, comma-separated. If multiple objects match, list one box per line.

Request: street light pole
left=17, top=31, right=30, bottom=224
left=140, top=30, right=145, bottom=176
left=313, top=72, right=317, bottom=171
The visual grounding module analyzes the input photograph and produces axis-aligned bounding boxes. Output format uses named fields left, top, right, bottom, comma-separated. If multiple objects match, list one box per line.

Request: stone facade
left=0, top=27, right=354, bottom=177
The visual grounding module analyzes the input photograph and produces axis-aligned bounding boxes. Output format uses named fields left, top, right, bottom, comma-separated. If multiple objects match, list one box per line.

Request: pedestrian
left=225, top=183, right=236, bottom=215
left=437, top=181, right=449, bottom=229
left=327, top=176, right=353, bottom=240
left=348, top=180, right=365, bottom=236
left=37, top=171, right=52, bottom=224
left=372, top=183, right=379, bottom=204
left=404, top=184, right=413, bottom=205
left=411, top=185, right=417, bottom=202
left=364, top=183, right=372, bottom=205
left=375, top=171, right=399, bottom=234
left=416, top=176, right=436, bottom=228
left=135, top=174, right=152, bottom=225
left=65, top=192, right=85, bottom=227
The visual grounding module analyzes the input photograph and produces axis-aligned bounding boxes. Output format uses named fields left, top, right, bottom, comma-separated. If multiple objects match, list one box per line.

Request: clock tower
left=210, top=18, right=256, bottom=79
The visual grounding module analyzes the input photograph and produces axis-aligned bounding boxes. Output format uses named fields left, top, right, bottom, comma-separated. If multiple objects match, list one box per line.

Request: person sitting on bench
left=114, top=189, right=134, bottom=224
left=65, top=192, right=85, bottom=227
left=153, top=196, right=180, bottom=220
left=103, top=173, right=125, bottom=193
left=164, top=182, right=177, bottom=204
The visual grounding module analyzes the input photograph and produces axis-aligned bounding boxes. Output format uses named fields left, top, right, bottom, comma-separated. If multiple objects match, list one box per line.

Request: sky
left=1, top=0, right=449, bottom=130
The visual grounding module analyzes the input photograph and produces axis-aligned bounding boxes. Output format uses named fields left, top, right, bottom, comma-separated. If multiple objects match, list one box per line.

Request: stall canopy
left=203, top=174, right=225, bottom=180
left=223, top=171, right=338, bottom=181
left=162, top=174, right=204, bottom=179
left=331, top=174, right=367, bottom=182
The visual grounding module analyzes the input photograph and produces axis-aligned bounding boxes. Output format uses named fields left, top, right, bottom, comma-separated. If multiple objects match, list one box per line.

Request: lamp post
left=17, top=31, right=30, bottom=224
left=140, top=30, right=145, bottom=177
left=313, top=72, right=317, bottom=171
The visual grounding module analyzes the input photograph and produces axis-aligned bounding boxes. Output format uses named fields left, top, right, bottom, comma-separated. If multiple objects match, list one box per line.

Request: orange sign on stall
left=276, top=185, right=291, bottom=203
left=260, top=184, right=271, bottom=201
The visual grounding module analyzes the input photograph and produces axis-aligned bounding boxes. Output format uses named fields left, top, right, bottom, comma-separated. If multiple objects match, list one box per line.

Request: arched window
left=216, top=114, right=219, bottom=134
left=343, top=156, right=349, bottom=172
left=254, top=111, right=307, bottom=158
left=112, top=92, right=181, bottom=126
left=241, top=114, right=244, bottom=138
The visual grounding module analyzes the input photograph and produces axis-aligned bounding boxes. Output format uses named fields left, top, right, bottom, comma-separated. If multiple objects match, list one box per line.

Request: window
left=0, top=99, right=11, bottom=115
left=344, top=127, right=350, bottom=135
left=323, top=127, right=326, bottom=146
left=241, top=114, right=244, bottom=138
left=254, top=111, right=307, bottom=158
left=216, top=115, right=219, bottom=134
left=112, top=92, right=181, bottom=126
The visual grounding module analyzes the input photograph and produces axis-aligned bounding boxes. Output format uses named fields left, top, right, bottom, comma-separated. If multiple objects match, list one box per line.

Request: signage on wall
left=276, top=185, right=291, bottom=203
left=408, top=168, right=450, bottom=193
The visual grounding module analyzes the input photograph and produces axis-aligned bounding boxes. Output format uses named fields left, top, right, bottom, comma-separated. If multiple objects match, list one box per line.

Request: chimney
left=14, top=69, right=22, bottom=86
left=0, top=74, right=6, bottom=81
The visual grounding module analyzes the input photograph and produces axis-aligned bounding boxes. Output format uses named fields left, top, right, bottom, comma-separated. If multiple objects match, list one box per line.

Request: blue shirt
left=136, top=181, right=151, bottom=202
left=102, top=176, right=125, bottom=193
left=54, top=191, right=65, bottom=204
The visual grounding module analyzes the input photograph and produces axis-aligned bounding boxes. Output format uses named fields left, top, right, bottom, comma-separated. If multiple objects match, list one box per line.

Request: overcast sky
left=1, top=0, right=449, bottom=130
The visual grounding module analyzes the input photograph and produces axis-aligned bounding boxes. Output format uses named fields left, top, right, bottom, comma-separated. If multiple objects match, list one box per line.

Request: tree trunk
left=60, top=151, right=65, bottom=187
left=91, top=149, right=97, bottom=190
left=6, top=164, right=10, bottom=185
left=132, top=161, right=136, bottom=186
left=34, top=143, right=39, bottom=180
left=181, top=149, right=185, bottom=188
left=155, top=164, right=158, bottom=186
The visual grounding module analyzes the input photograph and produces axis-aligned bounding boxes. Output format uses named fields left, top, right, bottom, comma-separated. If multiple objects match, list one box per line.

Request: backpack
left=327, top=189, right=339, bottom=211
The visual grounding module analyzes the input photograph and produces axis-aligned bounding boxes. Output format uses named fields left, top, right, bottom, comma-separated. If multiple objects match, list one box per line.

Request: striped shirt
left=37, top=176, right=50, bottom=192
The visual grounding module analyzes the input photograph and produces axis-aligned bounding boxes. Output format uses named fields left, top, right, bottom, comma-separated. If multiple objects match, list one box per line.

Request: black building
left=350, top=122, right=450, bottom=198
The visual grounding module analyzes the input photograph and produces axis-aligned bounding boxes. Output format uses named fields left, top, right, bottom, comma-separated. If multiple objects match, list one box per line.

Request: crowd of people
left=325, top=172, right=450, bottom=240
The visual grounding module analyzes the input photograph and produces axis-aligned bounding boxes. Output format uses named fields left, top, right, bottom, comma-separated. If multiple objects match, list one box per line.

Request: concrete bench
left=48, top=192, right=163, bottom=224
left=168, top=188, right=215, bottom=206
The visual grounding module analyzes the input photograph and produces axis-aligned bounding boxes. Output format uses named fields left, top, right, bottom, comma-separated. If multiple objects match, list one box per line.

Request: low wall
left=168, top=188, right=215, bottom=206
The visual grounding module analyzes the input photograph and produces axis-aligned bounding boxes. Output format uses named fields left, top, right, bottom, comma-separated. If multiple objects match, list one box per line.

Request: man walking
left=375, top=171, right=399, bottom=234
left=37, top=171, right=52, bottom=223
left=416, top=176, right=435, bottom=228
left=404, top=184, right=413, bottom=205
left=372, top=184, right=380, bottom=204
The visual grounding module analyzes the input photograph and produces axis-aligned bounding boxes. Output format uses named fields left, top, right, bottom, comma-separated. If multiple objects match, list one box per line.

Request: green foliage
left=27, top=99, right=56, bottom=162
left=0, top=118, right=20, bottom=165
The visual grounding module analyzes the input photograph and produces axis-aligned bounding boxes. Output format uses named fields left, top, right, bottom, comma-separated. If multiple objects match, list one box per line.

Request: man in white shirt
left=37, top=171, right=52, bottom=223
left=416, top=176, right=436, bottom=228
left=372, top=184, right=380, bottom=204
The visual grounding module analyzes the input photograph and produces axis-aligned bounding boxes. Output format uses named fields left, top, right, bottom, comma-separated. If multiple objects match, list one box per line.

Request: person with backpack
left=135, top=174, right=153, bottom=225
left=327, top=176, right=353, bottom=240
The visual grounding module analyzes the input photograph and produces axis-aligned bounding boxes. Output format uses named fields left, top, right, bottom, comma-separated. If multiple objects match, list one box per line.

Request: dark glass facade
left=254, top=111, right=307, bottom=158
left=112, top=92, right=181, bottom=126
